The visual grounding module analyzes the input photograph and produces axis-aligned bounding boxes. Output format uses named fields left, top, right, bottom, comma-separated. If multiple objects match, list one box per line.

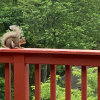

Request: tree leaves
left=0, top=0, right=100, bottom=49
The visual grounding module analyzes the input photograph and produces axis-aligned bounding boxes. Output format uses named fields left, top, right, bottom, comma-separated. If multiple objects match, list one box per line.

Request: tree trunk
left=41, top=64, right=47, bottom=83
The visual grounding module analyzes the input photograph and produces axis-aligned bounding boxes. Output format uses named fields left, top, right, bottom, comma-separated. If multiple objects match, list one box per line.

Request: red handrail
left=0, top=48, right=100, bottom=100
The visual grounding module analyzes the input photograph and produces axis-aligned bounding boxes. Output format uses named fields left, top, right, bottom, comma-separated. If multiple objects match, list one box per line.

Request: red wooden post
left=5, top=63, right=11, bottom=100
left=25, top=64, right=29, bottom=100
left=65, top=65, right=71, bottom=100
left=50, top=64, right=56, bottom=100
left=14, top=54, right=29, bottom=100
left=81, top=66, right=87, bottom=100
left=98, top=67, right=100, bottom=100
left=35, top=64, right=41, bottom=100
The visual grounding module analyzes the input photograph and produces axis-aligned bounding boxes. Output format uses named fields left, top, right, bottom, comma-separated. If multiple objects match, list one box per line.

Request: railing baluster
left=65, top=65, right=71, bottom=100
left=50, top=64, right=56, bottom=100
left=5, top=63, right=11, bottom=100
left=35, top=64, right=41, bottom=100
left=81, top=66, right=87, bottom=100
left=14, top=55, right=29, bottom=100
left=98, top=67, right=100, bottom=100
left=25, top=64, right=29, bottom=100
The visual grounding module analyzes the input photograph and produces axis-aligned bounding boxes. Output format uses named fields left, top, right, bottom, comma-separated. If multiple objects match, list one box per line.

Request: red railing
left=0, top=48, right=100, bottom=100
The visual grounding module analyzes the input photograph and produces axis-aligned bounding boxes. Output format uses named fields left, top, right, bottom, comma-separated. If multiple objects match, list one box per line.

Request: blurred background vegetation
left=0, top=0, right=100, bottom=99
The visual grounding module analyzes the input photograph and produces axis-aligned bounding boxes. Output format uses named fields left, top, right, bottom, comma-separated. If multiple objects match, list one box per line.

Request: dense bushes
left=31, top=67, right=97, bottom=100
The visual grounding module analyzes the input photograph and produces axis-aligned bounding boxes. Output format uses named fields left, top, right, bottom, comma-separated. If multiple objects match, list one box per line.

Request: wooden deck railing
left=0, top=48, right=100, bottom=100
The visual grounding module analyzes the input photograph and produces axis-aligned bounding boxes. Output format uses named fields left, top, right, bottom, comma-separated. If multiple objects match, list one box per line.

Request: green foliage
left=71, top=89, right=81, bottom=100
left=0, top=77, right=5, bottom=100
left=0, top=0, right=100, bottom=49
left=31, top=67, right=98, bottom=100
left=0, top=64, right=5, bottom=99
left=56, top=65, right=65, bottom=75
left=72, top=67, right=97, bottom=99
left=41, top=83, right=50, bottom=100
left=31, top=75, right=65, bottom=100
left=87, top=67, right=97, bottom=95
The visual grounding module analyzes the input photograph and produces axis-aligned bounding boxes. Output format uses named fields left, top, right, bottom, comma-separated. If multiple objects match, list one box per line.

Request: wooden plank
left=14, top=54, right=29, bottom=100
left=50, top=64, right=56, bottom=100
left=0, top=54, right=13, bottom=63
left=65, top=65, right=71, bottom=100
left=81, top=66, right=87, bottom=100
left=1, top=48, right=100, bottom=56
left=25, top=64, right=29, bottom=100
left=5, top=63, right=11, bottom=100
left=35, top=64, right=41, bottom=100
left=25, top=54, right=100, bottom=66
left=1, top=48, right=100, bottom=66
